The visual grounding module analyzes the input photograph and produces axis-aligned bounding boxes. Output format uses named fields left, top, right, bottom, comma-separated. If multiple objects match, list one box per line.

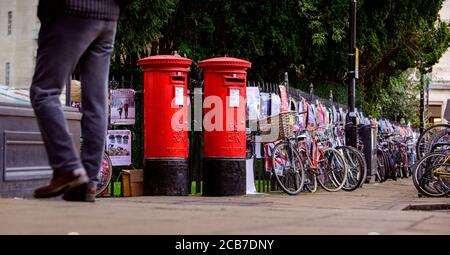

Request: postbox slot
left=171, top=76, right=185, bottom=83
left=224, top=77, right=245, bottom=84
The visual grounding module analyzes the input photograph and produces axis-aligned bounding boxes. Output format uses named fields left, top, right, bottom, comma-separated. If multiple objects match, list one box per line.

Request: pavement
left=0, top=178, right=449, bottom=235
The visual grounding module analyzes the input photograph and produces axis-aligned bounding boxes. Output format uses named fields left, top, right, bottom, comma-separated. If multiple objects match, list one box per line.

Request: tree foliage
left=111, top=0, right=450, bottom=125
left=358, top=0, right=450, bottom=120
left=111, top=0, right=178, bottom=82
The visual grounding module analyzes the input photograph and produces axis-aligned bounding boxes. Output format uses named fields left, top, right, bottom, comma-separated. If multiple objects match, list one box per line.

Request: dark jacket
left=38, top=0, right=131, bottom=24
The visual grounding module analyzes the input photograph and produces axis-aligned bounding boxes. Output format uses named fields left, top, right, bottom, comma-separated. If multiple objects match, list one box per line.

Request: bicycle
left=297, top=127, right=348, bottom=193
left=271, top=136, right=306, bottom=195
left=261, top=111, right=305, bottom=195
left=375, top=146, right=388, bottom=182
left=413, top=151, right=450, bottom=197
left=268, top=109, right=349, bottom=194
left=412, top=123, right=450, bottom=197
left=332, top=122, right=367, bottom=191
left=416, top=124, right=450, bottom=160
left=80, top=138, right=113, bottom=197
left=336, top=144, right=366, bottom=191
left=96, top=152, right=113, bottom=196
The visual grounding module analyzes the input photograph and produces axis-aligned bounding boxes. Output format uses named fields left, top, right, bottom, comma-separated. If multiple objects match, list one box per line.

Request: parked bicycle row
left=247, top=82, right=419, bottom=195
left=375, top=118, right=418, bottom=182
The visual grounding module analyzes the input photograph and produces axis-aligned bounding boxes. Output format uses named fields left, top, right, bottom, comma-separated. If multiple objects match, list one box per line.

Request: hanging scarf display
left=331, top=105, right=338, bottom=125
left=306, top=102, right=316, bottom=129
left=324, top=106, right=330, bottom=129
left=297, top=98, right=307, bottom=129
left=260, top=92, right=271, bottom=119
left=279, top=85, right=289, bottom=113
left=271, top=93, right=281, bottom=116
left=263, top=143, right=275, bottom=172
left=379, top=119, right=385, bottom=134
left=315, top=100, right=325, bottom=127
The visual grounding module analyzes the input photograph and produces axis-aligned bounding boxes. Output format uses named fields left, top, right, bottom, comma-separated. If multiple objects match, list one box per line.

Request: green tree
left=111, top=0, right=450, bottom=127
left=358, top=0, right=450, bottom=120
left=111, top=0, right=178, bottom=80
left=157, top=0, right=351, bottom=83
left=110, top=0, right=178, bottom=169
left=375, top=71, right=421, bottom=125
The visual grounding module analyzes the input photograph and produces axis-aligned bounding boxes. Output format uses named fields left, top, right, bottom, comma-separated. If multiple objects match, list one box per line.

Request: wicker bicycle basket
left=258, top=111, right=296, bottom=143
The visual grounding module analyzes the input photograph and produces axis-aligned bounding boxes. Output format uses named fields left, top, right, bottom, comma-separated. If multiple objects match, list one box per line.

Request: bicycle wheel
left=96, top=152, right=113, bottom=196
left=416, top=124, right=450, bottom=160
left=419, top=163, right=450, bottom=197
left=394, top=150, right=404, bottom=179
left=385, top=150, right=397, bottom=181
left=317, top=148, right=348, bottom=192
left=375, top=149, right=387, bottom=182
left=430, top=131, right=450, bottom=153
left=356, top=149, right=368, bottom=186
left=413, top=152, right=450, bottom=197
left=336, top=145, right=365, bottom=191
left=401, top=151, right=410, bottom=178
left=298, top=148, right=317, bottom=193
left=271, top=141, right=305, bottom=195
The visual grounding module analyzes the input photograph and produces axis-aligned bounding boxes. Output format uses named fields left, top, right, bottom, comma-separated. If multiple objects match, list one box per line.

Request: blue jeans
left=30, top=14, right=117, bottom=186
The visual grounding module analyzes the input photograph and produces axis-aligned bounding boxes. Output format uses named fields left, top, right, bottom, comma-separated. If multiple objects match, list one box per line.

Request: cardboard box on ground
left=122, top=169, right=144, bottom=197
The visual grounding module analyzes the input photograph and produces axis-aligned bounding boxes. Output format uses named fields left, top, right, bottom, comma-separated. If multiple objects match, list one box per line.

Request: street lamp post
left=346, top=0, right=358, bottom=147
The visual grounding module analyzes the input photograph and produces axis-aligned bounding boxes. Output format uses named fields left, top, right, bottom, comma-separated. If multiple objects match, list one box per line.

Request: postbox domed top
left=138, top=55, right=192, bottom=70
left=198, top=57, right=251, bottom=70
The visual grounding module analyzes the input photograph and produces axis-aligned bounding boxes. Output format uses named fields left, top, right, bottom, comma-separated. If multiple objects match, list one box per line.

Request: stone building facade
left=429, top=0, right=450, bottom=124
left=0, top=0, right=39, bottom=89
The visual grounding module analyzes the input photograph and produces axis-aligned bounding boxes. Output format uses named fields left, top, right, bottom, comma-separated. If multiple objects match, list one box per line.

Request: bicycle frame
left=297, top=127, right=335, bottom=173
left=432, top=155, right=450, bottom=177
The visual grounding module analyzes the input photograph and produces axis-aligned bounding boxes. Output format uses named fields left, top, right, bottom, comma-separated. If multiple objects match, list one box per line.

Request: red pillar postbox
left=138, top=55, right=192, bottom=196
left=199, top=57, right=252, bottom=196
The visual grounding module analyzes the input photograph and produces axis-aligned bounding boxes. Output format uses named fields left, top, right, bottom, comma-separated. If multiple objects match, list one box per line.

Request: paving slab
left=0, top=178, right=448, bottom=234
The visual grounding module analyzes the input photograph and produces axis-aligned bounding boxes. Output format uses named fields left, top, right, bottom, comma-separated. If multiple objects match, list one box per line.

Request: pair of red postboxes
left=138, top=55, right=251, bottom=196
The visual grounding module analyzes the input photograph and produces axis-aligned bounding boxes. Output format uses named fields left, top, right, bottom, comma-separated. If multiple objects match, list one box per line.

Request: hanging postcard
left=110, top=89, right=136, bottom=125
left=106, top=130, right=132, bottom=166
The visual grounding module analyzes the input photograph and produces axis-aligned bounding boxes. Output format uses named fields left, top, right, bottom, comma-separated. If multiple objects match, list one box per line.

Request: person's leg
left=78, top=20, right=117, bottom=189
left=30, top=15, right=105, bottom=197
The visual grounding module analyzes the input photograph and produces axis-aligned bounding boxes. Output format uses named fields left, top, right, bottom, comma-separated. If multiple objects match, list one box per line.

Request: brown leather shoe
left=34, top=168, right=89, bottom=199
left=62, top=184, right=96, bottom=202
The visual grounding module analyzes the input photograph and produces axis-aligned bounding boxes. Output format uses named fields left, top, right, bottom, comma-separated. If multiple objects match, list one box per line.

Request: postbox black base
left=144, top=158, right=189, bottom=196
left=202, top=158, right=246, bottom=196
